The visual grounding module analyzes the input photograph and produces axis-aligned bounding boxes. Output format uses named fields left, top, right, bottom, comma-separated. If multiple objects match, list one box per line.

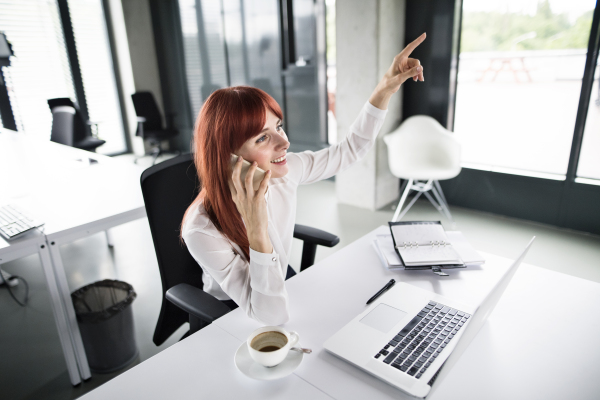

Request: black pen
left=366, top=279, right=396, bottom=305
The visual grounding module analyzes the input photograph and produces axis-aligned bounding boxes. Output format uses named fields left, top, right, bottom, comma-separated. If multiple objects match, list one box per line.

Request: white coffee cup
left=247, top=326, right=300, bottom=367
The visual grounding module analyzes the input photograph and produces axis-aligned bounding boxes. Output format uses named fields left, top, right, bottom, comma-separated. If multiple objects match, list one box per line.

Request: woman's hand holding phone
left=229, top=155, right=273, bottom=254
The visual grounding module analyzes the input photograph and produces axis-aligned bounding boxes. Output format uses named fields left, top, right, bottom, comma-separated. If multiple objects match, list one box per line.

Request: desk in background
left=79, top=226, right=600, bottom=399
left=0, top=131, right=146, bottom=385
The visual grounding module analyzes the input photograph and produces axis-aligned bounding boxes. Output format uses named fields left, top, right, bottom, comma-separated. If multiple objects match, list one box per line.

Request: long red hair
left=182, top=86, right=283, bottom=261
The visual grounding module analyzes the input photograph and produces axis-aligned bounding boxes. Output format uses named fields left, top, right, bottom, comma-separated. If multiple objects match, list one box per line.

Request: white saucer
left=234, top=342, right=303, bottom=380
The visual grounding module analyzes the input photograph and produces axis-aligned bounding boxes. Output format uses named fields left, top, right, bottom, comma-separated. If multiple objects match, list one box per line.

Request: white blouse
left=182, top=101, right=387, bottom=325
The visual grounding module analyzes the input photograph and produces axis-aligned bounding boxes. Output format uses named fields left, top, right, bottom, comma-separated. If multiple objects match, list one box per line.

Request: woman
left=182, top=33, right=426, bottom=325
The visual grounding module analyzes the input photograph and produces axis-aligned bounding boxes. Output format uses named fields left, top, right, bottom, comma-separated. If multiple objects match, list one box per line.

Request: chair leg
left=423, top=190, right=443, bottom=212
left=150, top=146, right=161, bottom=166
left=434, top=181, right=449, bottom=207
left=105, top=230, right=114, bottom=248
left=396, top=190, right=424, bottom=221
left=431, top=185, right=455, bottom=225
left=392, top=179, right=413, bottom=222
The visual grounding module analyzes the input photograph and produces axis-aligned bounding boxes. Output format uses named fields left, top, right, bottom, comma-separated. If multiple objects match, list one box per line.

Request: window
left=576, top=53, right=600, bottom=181
left=454, top=0, right=596, bottom=179
left=68, top=0, right=126, bottom=154
left=0, top=0, right=76, bottom=137
left=0, top=0, right=128, bottom=154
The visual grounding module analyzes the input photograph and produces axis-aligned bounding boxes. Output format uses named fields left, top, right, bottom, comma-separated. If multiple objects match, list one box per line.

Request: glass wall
left=68, top=0, right=126, bottom=154
left=577, top=53, right=600, bottom=181
left=454, top=0, right=596, bottom=178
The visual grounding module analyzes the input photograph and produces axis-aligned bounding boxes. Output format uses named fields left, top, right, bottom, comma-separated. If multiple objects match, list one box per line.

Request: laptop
left=323, top=237, right=535, bottom=398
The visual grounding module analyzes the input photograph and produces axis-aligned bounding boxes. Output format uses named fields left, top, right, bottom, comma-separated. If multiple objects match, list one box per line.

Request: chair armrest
left=293, top=224, right=340, bottom=248
left=136, top=116, right=147, bottom=123
left=166, top=283, right=231, bottom=323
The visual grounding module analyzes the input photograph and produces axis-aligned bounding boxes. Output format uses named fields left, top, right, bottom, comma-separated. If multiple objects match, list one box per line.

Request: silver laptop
left=324, top=237, right=535, bottom=398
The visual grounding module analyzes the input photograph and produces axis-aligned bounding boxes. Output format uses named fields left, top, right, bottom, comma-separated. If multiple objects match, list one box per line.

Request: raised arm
left=289, top=33, right=427, bottom=185
left=369, top=32, right=426, bottom=110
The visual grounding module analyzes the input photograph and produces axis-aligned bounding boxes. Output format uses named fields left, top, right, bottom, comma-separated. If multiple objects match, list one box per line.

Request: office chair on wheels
left=141, top=154, right=340, bottom=345
left=384, top=115, right=461, bottom=224
left=131, top=92, right=179, bottom=165
left=48, top=98, right=105, bottom=152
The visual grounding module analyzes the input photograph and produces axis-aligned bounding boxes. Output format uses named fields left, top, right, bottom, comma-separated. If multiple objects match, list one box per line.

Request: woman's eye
left=256, top=135, right=267, bottom=143
left=276, top=124, right=283, bottom=131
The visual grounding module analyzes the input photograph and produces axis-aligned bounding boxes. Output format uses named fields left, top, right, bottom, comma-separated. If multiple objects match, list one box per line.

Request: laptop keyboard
left=374, top=301, right=470, bottom=379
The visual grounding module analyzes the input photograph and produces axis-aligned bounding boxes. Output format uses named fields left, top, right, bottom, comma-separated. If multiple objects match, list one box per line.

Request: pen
left=366, top=279, right=396, bottom=305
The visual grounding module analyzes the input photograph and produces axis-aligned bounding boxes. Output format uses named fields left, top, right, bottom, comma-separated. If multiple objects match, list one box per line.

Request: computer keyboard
left=0, top=204, right=44, bottom=240
left=374, top=301, right=470, bottom=379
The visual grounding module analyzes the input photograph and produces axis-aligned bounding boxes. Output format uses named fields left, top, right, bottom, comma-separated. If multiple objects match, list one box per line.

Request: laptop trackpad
left=360, top=304, right=408, bottom=334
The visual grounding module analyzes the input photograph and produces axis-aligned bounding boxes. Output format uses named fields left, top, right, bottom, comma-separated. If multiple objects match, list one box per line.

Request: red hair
left=183, top=86, right=283, bottom=261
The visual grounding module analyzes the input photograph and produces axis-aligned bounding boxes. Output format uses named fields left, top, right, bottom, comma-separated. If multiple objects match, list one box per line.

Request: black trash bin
left=71, top=279, right=138, bottom=373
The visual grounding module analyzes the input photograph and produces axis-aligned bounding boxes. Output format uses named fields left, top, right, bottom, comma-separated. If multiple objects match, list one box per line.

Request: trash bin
left=71, top=279, right=138, bottom=373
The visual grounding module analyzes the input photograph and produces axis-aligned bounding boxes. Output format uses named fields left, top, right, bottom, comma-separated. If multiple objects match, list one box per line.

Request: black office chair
left=48, top=98, right=105, bottom=152
left=131, top=92, right=179, bottom=165
left=141, top=153, right=340, bottom=345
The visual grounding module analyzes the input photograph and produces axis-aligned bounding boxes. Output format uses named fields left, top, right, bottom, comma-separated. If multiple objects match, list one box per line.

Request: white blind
left=68, top=0, right=126, bottom=154
left=0, top=0, right=75, bottom=138
left=178, top=0, right=228, bottom=118
left=179, top=0, right=204, bottom=117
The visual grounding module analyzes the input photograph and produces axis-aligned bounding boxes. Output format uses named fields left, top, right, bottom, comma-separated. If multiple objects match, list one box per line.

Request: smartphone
left=230, top=154, right=266, bottom=191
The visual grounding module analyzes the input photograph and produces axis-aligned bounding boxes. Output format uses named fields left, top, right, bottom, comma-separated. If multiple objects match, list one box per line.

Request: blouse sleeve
left=288, top=101, right=388, bottom=185
left=183, top=229, right=289, bottom=326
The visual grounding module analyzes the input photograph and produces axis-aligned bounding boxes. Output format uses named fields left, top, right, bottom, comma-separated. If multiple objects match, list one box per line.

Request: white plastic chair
left=383, top=115, right=461, bottom=223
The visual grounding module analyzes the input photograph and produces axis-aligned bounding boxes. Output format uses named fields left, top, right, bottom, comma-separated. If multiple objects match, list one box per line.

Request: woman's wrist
left=248, top=231, right=273, bottom=254
left=368, top=79, right=395, bottom=110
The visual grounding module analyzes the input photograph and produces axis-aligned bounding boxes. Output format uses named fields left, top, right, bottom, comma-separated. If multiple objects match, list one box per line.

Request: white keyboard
left=0, top=204, right=44, bottom=240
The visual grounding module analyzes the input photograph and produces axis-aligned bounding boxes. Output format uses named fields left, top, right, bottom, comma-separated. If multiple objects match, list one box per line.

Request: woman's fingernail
left=417, top=67, right=422, bottom=72
left=253, top=161, right=257, bottom=166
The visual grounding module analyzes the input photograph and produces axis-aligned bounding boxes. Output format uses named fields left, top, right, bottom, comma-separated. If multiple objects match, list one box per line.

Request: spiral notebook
left=388, top=221, right=464, bottom=267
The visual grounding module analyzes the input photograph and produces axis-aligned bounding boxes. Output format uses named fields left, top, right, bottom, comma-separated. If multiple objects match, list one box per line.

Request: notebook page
left=390, top=222, right=448, bottom=245
left=390, top=222, right=462, bottom=266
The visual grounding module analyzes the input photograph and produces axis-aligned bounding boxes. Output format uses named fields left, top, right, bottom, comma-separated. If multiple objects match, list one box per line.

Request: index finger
left=231, top=155, right=244, bottom=193
left=400, top=32, right=426, bottom=57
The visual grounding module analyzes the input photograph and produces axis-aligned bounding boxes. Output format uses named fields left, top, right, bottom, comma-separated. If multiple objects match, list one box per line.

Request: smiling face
left=236, top=109, right=290, bottom=179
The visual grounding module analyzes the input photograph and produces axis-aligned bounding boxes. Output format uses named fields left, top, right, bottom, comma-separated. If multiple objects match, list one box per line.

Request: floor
left=1, top=154, right=599, bottom=400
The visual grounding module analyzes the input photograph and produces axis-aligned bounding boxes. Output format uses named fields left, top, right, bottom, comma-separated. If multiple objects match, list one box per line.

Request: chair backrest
left=140, top=153, right=205, bottom=345
left=48, top=98, right=89, bottom=144
left=383, top=115, right=461, bottom=179
left=50, top=106, right=76, bottom=146
left=131, top=92, right=163, bottom=132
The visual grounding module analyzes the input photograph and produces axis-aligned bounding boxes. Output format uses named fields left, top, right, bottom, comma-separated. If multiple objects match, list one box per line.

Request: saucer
left=234, top=342, right=303, bottom=380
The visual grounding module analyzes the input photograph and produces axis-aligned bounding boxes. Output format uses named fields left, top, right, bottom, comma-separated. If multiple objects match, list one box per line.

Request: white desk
left=0, top=132, right=146, bottom=385
left=80, top=226, right=600, bottom=399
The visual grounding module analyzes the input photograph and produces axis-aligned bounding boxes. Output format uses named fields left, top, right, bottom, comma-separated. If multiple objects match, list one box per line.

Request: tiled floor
left=1, top=154, right=599, bottom=399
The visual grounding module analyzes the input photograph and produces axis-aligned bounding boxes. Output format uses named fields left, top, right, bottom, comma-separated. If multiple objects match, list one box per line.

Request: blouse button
left=272, top=257, right=277, bottom=262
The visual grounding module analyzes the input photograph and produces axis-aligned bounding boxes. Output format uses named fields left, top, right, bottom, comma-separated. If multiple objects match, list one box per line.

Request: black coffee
left=251, top=331, right=288, bottom=352
left=258, top=345, right=281, bottom=352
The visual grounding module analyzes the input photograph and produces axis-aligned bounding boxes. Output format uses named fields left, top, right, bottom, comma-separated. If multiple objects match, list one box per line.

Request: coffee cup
left=247, top=326, right=300, bottom=367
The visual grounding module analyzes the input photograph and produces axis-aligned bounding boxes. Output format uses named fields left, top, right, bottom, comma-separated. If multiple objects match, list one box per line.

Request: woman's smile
left=270, top=154, right=287, bottom=165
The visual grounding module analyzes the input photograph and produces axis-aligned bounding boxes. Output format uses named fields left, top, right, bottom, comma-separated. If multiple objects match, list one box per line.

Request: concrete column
left=335, top=0, right=405, bottom=210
